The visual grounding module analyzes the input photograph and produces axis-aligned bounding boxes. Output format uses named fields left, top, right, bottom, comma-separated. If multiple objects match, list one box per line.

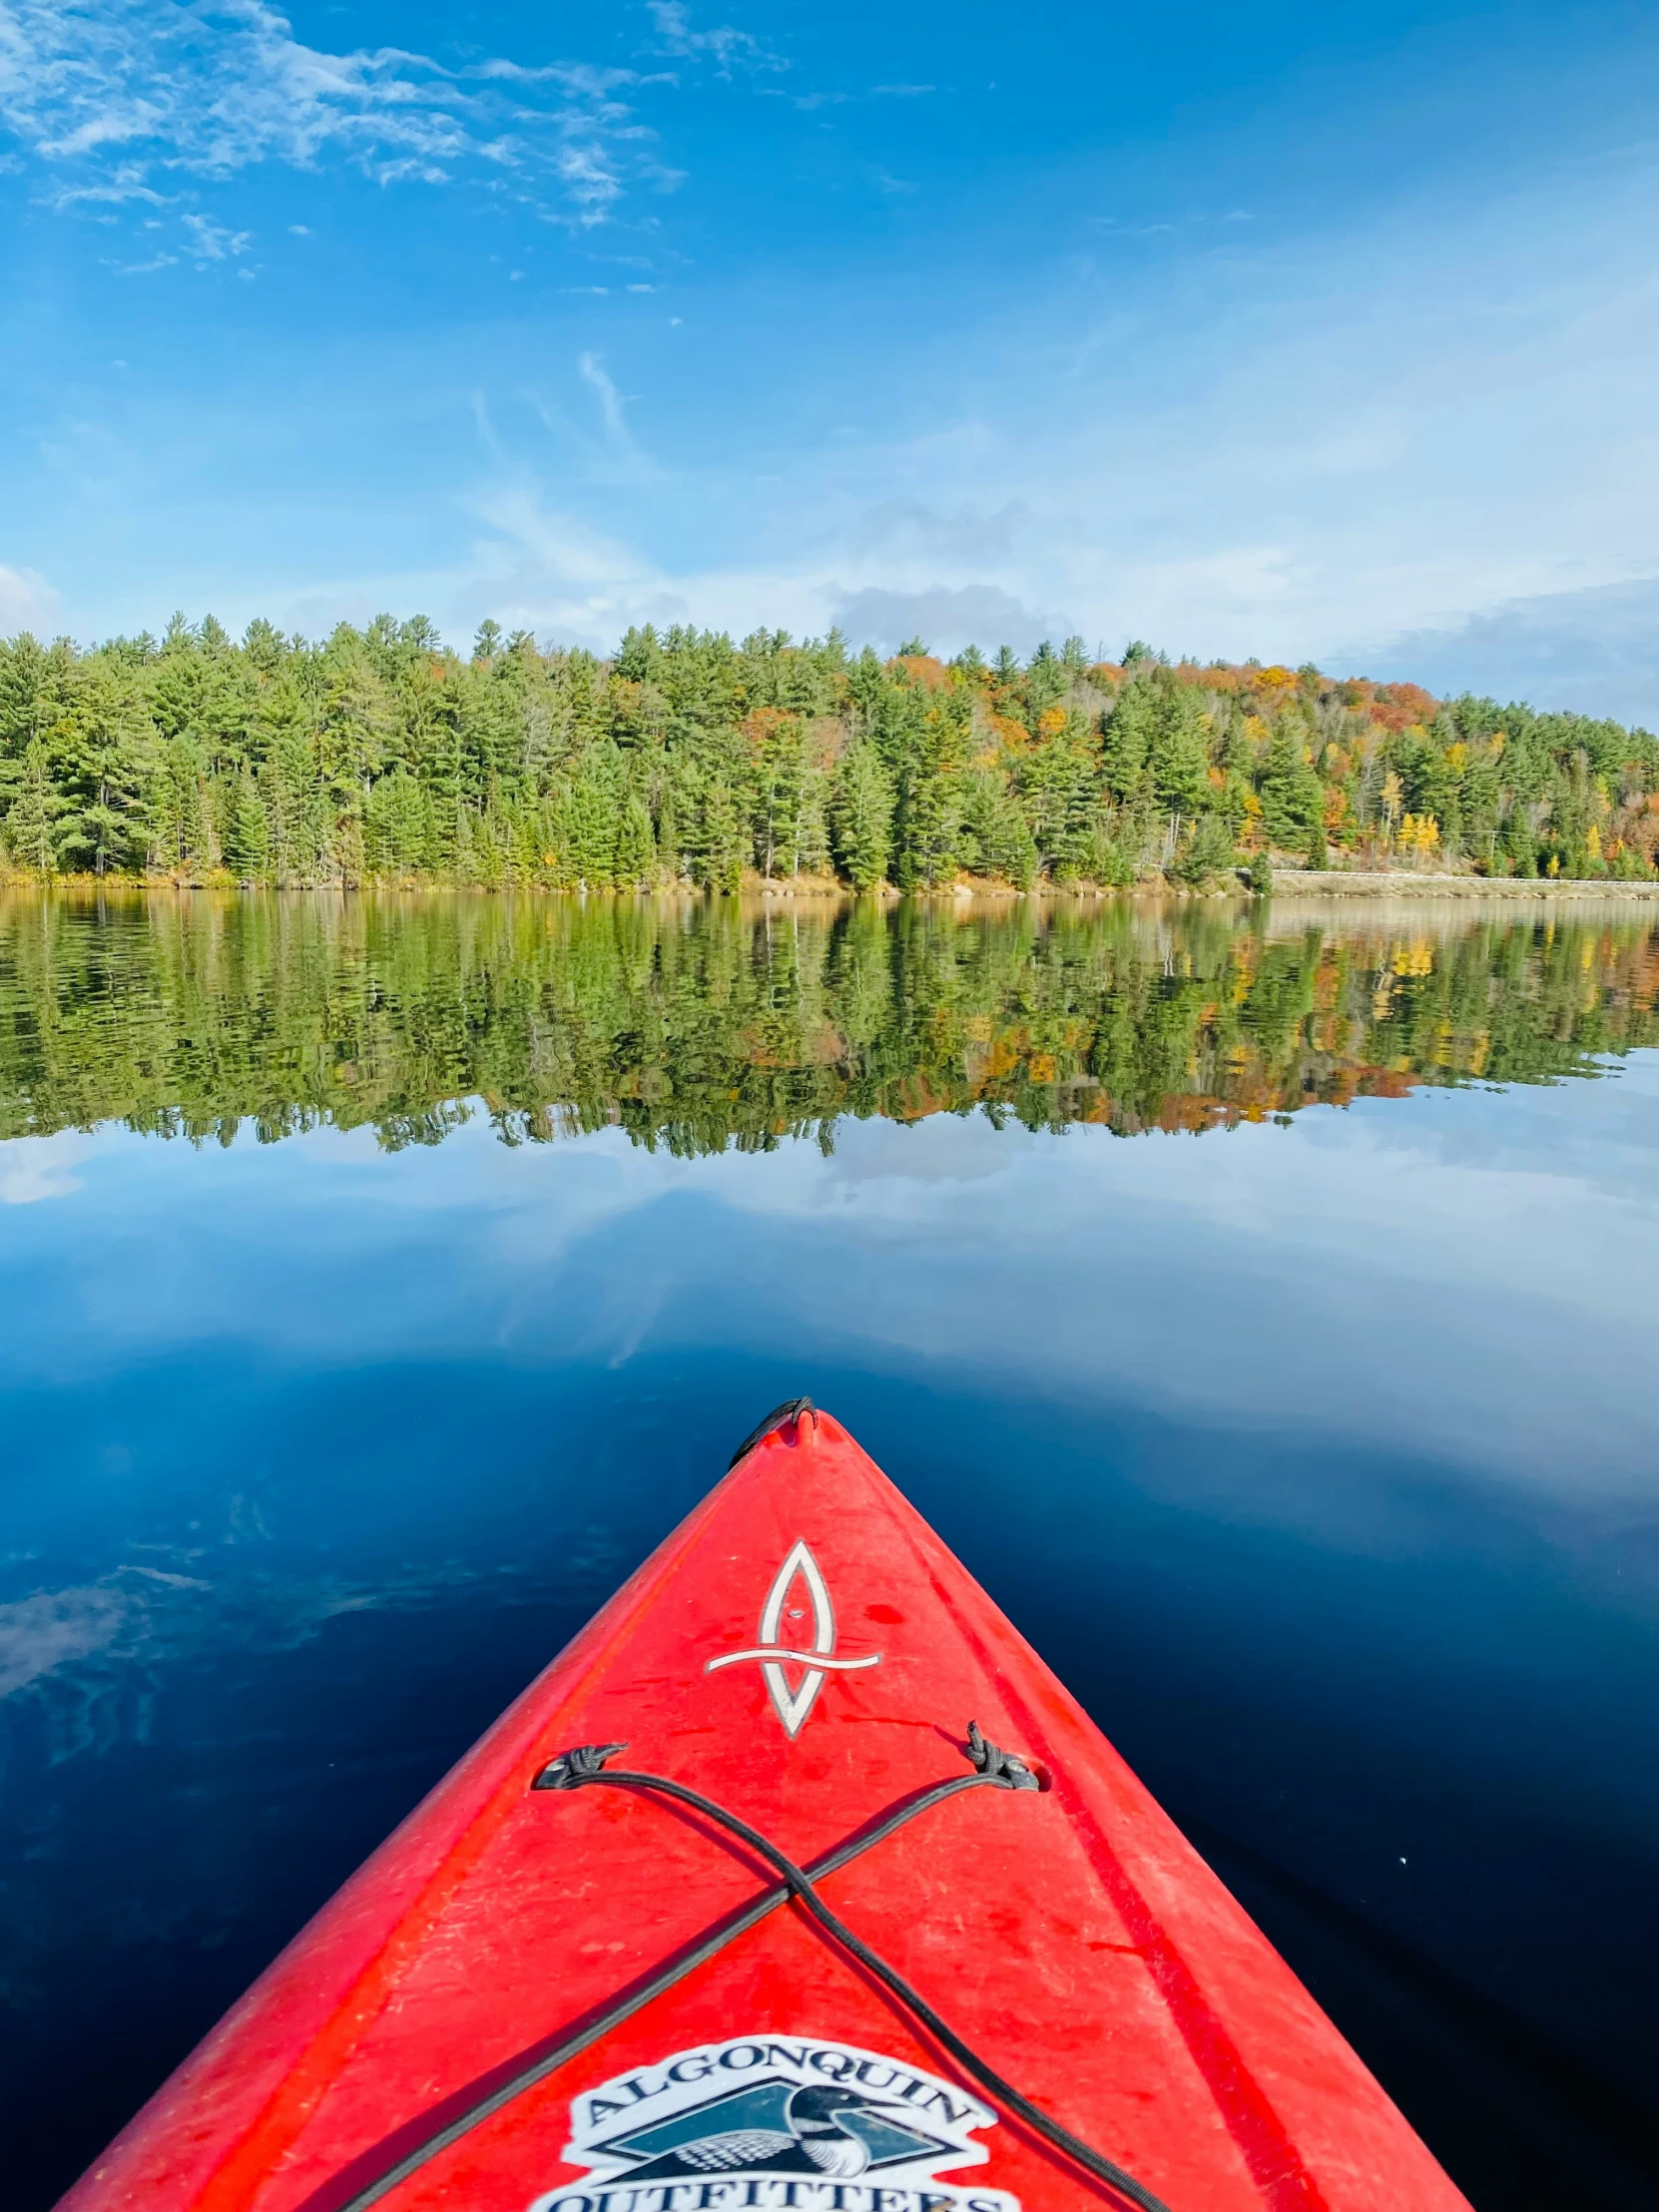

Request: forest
left=2, top=616, right=1658, bottom=891
left=4, top=891, right=1656, bottom=1154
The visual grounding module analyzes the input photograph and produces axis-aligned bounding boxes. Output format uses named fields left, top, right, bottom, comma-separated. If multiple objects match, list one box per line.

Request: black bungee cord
left=328, top=1722, right=1173, bottom=2212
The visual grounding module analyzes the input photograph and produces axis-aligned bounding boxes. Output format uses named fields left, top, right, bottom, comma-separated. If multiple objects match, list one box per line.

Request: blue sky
left=5, top=1, right=1659, bottom=717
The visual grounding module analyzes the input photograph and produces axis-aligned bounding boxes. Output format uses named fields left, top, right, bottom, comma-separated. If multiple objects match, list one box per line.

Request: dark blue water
left=3, top=894, right=1657, bottom=2210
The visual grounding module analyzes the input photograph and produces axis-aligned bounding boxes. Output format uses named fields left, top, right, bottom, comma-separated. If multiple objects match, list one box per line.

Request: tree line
left=2, top=616, right=1657, bottom=890
left=4, top=890, right=1656, bottom=1154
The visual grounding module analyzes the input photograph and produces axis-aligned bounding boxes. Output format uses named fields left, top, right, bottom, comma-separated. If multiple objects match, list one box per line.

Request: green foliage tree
left=1146, top=677, right=1212, bottom=818
left=1173, top=813, right=1239, bottom=885
left=891, top=703, right=963, bottom=889
left=1102, top=680, right=1156, bottom=803
left=0, top=617, right=1651, bottom=891
left=0, top=633, right=55, bottom=762
left=614, top=792, right=658, bottom=887
left=2, top=739, right=67, bottom=871
left=52, top=669, right=152, bottom=874
left=830, top=740, right=894, bottom=888
left=223, top=773, right=272, bottom=879
left=1256, top=720, right=1325, bottom=851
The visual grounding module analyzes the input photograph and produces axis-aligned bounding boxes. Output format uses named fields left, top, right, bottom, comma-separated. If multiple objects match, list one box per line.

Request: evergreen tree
left=614, top=792, right=657, bottom=886
left=698, top=780, right=746, bottom=893
left=1102, top=680, right=1157, bottom=803
left=0, top=633, right=54, bottom=761
left=1147, top=679, right=1211, bottom=817
left=889, top=696, right=964, bottom=888
left=830, top=740, right=893, bottom=888
left=149, top=735, right=213, bottom=873
left=1173, top=813, right=1238, bottom=885
left=224, top=773, right=272, bottom=879
left=2, top=739, right=66, bottom=871
left=52, top=668, right=152, bottom=874
left=566, top=746, right=623, bottom=885
left=1256, top=720, right=1325, bottom=850
left=748, top=712, right=810, bottom=878
left=364, top=768, right=429, bottom=875
left=960, top=770, right=1037, bottom=886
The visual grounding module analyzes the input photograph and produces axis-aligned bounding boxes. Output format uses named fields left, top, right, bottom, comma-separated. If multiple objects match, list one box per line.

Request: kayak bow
left=60, top=1402, right=1470, bottom=2212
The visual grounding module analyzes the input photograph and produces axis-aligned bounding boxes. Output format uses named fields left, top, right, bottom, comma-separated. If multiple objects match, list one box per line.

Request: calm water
left=3, top=889, right=1657, bottom=2211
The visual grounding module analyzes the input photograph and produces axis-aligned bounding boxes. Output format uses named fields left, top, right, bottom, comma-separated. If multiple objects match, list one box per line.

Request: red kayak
left=62, top=1404, right=1469, bottom=2212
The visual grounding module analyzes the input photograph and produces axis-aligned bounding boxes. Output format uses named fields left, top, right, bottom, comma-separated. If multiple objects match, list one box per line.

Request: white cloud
left=0, top=1130, right=100, bottom=1204
left=1366, top=579, right=1659, bottom=726
left=0, top=0, right=674, bottom=226
left=443, top=142, right=1659, bottom=698
left=38, top=87, right=1659, bottom=719
left=830, top=584, right=1075, bottom=657
left=0, top=1157, right=83, bottom=1204
left=0, top=560, right=61, bottom=632
left=423, top=144, right=1659, bottom=696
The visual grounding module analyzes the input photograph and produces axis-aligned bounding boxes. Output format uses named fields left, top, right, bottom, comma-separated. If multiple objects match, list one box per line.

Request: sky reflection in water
left=1, top=892, right=1656, bottom=2212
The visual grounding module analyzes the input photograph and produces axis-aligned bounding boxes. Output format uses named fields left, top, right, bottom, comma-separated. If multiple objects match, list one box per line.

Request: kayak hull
left=60, top=1410, right=1469, bottom=2212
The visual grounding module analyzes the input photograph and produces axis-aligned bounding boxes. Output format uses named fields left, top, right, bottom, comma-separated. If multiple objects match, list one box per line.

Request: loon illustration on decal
left=534, top=2035, right=1019, bottom=2212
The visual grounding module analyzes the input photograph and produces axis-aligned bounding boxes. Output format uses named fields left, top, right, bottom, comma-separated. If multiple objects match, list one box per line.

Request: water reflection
left=3, top=887, right=1657, bottom=1150
left=1, top=889, right=1656, bottom=2212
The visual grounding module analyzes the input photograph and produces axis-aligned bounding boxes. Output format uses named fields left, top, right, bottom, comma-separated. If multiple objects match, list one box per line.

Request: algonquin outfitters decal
left=530, top=2036, right=1020, bottom=2212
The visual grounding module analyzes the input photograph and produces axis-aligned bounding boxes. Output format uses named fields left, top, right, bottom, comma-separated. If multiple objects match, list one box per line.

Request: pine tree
left=1147, top=680, right=1211, bottom=817
left=1173, top=813, right=1238, bottom=885
left=830, top=740, right=893, bottom=887
left=2, top=739, right=66, bottom=872
left=699, top=781, right=746, bottom=893
left=1102, top=681, right=1157, bottom=803
left=53, top=668, right=153, bottom=875
left=364, top=768, right=428, bottom=875
left=614, top=793, right=657, bottom=887
left=748, top=711, right=810, bottom=879
left=224, top=774, right=272, bottom=879
left=149, top=735, right=213, bottom=873
left=567, top=747, right=622, bottom=886
left=1256, top=721, right=1325, bottom=850
left=890, top=700, right=963, bottom=888
left=0, top=633, right=54, bottom=762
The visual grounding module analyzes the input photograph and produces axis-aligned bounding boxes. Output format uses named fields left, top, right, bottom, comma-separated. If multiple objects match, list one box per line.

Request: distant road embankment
left=1266, top=870, right=1659, bottom=899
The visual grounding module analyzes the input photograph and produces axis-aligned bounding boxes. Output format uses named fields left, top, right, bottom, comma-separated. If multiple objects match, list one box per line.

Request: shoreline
left=5, top=868, right=1659, bottom=904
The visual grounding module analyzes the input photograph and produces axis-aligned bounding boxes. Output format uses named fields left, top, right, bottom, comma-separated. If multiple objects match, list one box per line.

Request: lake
left=2, top=887, right=1656, bottom=2212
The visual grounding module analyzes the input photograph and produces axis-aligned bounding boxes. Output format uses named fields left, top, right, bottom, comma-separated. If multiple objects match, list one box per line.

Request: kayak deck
left=61, top=1407, right=1469, bottom=2212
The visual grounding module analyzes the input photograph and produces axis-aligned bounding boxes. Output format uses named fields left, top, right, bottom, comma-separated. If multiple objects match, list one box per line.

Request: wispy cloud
left=0, top=0, right=678, bottom=226
left=645, top=1, right=783, bottom=78
left=576, top=350, right=627, bottom=439
left=182, top=209, right=249, bottom=259
left=575, top=350, right=656, bottom=480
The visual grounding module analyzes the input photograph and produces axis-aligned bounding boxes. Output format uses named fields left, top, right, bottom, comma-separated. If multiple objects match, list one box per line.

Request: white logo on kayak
left=705, top=1539, right=881, bottom=1738
left=531, top=2034, right=1019, bottom=2212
